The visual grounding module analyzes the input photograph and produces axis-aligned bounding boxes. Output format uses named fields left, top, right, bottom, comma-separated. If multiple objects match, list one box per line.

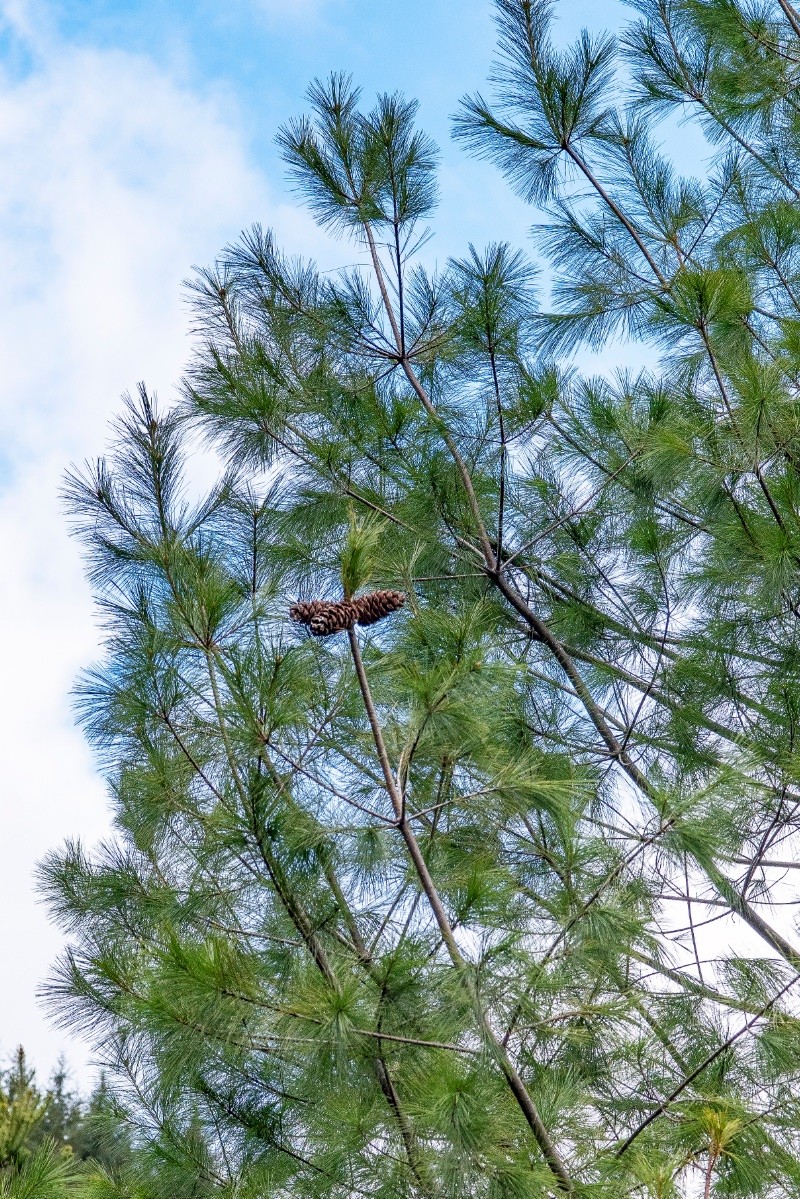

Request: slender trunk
left=347, top=629, right=575, bottom=1194
left=704, top=1149, right=719, bottom=1199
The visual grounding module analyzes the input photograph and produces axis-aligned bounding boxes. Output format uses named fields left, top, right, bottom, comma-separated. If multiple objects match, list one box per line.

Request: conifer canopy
left=41, top=1, right=800, bottom=1195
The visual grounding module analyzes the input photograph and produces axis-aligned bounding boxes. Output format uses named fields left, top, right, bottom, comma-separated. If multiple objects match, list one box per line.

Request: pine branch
left=616, top=976, right=799, bottom=1157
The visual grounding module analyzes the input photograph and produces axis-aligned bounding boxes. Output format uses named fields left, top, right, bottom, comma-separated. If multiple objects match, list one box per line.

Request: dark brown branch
left=616, top=977, right=798, bottom=1156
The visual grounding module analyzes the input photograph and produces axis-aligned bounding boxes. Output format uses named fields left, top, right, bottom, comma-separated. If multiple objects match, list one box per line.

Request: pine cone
left=290, top=591, right=405, bottom=638
left=289, top=600, right=331, bottom=625
left=290, top=598, right=359, bottom=637
left=354, top=589, right=406, bottom=627
left=309, top=600, right=359, bottom=637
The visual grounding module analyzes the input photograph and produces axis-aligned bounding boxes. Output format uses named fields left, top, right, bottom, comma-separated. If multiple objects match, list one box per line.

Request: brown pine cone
left=354, top=589, right=406, bottom=627
left=289, top=599, right=331, bottom=625
left=290, top=599, right=359, bottom=637
left=290, top=591, right=405, bottom=637
left=308, top=600, right=359, bottom=637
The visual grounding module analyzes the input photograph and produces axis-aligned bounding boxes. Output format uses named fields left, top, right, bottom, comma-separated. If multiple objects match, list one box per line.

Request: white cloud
left=0, top=0, right=46, bottom=46
left=0, top=23, right=332, bottom=1087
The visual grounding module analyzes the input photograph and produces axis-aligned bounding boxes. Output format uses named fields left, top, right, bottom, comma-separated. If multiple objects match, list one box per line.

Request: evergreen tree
left=40, top=0, right=800, bottom=1195
left=0, top=1050, right=47, bottom=1174
left=68, top=1076, right=133, bottom=1173
left=31, top=1058, right=83, bottom=1159
left=0, top=1051, right=137, bottom=1197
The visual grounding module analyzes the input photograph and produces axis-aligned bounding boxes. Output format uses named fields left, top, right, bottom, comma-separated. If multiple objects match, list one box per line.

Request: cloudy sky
left=0, top=0, right=661, bottom=1088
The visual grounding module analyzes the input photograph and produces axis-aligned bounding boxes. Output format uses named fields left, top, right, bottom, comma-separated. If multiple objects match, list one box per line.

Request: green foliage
left=0, top=1051, right=47, bottom=1174
left=40, top=1, right=800, bottom=1195
left=0, top=1142, right=81, bottom=1199
left=0, top=1051, right=137, bottom=1199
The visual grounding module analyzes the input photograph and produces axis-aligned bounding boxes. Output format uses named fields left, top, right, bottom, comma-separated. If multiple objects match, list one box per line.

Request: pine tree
left=40, top=1, right=800, bottom=1195
left=0, top=1051, right=138, bottom=1198
left=0, top=1050, right=47, bottom=1174
left=30, top=1059, right=83, bottom=1160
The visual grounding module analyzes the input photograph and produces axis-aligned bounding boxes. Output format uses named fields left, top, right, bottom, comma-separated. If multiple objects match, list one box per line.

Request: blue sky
left=3, top=0, right=641, bottom=268
left=27, top=0, right=625, bottom=155
left=0, top=0, right=690, bottom=1090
